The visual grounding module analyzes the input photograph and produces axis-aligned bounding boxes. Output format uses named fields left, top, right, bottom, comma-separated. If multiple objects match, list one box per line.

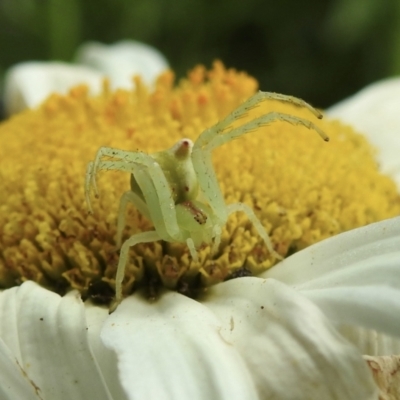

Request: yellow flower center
left=0, top=61, right=399, bottom=303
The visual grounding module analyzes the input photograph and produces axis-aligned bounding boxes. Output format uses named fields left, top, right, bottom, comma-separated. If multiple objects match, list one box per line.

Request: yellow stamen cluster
left=0, top=61, right=399, bottom=302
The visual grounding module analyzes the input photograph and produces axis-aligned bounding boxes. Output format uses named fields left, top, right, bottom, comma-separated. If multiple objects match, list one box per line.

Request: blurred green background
left=1, top=0, right=400, bottom=108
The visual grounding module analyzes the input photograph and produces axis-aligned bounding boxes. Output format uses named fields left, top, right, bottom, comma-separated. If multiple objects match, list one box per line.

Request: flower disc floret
left=0, top=62, right=399, bottom=302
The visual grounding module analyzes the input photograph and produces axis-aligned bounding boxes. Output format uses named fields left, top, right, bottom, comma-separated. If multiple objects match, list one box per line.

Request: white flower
left=75, top=40, right=169, bottom=90
left=1, top=216, right=399, bottom=399
left=3, top=40, right=169, bottom=116
left=3, top=63, right=104, bottom=117
left=327, top=78, right=400, bottom=189
left=1, top=69, right=400, bottom=398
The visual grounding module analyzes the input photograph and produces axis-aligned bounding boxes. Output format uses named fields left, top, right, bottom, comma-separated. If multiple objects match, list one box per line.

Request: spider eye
left=172, top=138, right=193, bottom=159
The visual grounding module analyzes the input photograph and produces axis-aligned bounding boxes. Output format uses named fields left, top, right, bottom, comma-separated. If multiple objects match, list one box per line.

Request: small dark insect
left=87, top=279, right=115, bottom=305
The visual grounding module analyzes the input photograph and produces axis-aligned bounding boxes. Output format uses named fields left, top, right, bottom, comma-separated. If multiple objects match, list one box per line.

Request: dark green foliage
left=1, top=0, right=399, bottom=107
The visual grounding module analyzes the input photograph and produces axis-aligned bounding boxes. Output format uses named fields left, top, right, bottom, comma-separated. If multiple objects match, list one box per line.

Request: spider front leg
left=89, top=160, right=186, bottom=311
left=85, top=161, right=96, bottom=213
left=194, top=91, right=326, bottom=152
left=93, top=159, right=182, bottom=243
left=85, top=147, right=126, bottom=213
left=85, top=149, right=181, bottom=240
left=85, top=146, right=153, bottom=213
left=192, top=93, right=328, bottom=220
left=191, top=91, right=328, bottom=257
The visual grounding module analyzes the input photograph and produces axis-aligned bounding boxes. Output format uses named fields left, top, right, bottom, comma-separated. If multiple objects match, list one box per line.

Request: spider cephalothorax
left=85, top=91, right=328, bottom=310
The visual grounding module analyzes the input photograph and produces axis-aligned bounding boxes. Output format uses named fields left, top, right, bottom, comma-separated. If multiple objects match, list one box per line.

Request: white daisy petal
left=75, top=40, right=169, bottom=89
left=262, top=217, right=400, bottom=355
left=303, top=286, right=400, bottom=338
left=262, top=216, right=400, bottom=288
left=3, top=62, right=103, bottom=115
left=327, top=78, right=400, bottom=187
left=101, top=291, right=258, bottom=400
left=85, top=302, right=128, bottom=400
left=203, top=278, right=378, bottom=400
left=339, top=325, right=400, bottom=356
left=0, top=282, right=113, bottom=400
left=0, top=338, right=39, bottom=400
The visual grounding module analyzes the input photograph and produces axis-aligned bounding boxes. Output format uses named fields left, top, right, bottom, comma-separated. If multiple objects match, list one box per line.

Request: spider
left=85, top=91, right=329, bottom=311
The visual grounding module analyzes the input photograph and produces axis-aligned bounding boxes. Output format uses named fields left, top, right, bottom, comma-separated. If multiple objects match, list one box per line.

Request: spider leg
left=116, top=190, right=150, bottom=248
left=85, top=161, right=95, bottom=213
left=210, top=225, right=222, bottom=256
left=110, top=230, right=161, bottom=313
left=192, top=112, right=328, bottom=220
left=191, top=150, right=228, bottom=225
left=194, top=91, right=324, bottom=151
left=186, top=238, right=199, bottom=262
left=85, top=147, right=184, bottom=238
left=95, top=160, right=181, bottom=241
left=86, top=146, right=151, bottom=212
left=85, top=148, right=136, bottom=212
left=201, top=111, right=328, bottom=153
left=227, top=202, right=283, bottom=260
left=133, top=166, right=181, bottom=241
left=253, top=92, right=323, bottom=118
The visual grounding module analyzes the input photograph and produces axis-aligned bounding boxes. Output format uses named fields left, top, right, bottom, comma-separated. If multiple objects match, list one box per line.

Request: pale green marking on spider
left=85, top=90, right=329, bottom=312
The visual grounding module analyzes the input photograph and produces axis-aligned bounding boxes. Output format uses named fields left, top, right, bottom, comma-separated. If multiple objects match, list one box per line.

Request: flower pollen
left=0, top=61, right=399, bottom=303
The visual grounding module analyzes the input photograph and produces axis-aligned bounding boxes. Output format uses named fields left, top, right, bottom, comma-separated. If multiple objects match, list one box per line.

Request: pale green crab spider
left=85, top=91, right=329, bottom=311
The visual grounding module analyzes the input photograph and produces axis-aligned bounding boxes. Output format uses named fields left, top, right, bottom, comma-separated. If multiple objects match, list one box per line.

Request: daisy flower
left=0, top=58, right=399, bottom=399
left=3, top=40, right=168, bottom=116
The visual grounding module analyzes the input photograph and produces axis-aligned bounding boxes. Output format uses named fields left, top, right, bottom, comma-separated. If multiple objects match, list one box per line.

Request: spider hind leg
left=110, top=230, right=161, bottom=313
left=226, top=202, right=282, bottom=260
left=116, top=190, right=150, bottom=247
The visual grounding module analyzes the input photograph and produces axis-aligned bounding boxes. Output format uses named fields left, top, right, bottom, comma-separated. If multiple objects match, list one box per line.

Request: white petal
left=339, top=325, right=400, bottom=356
left=3, top=62, right=103, bottom=115
left=75, top=40, right=169, bottom=89
left=0, top=282, right=113, bottom=400
left=263, top=217, right=400, bottom=353
left=303, top=286, right=400, bottom=338
left=327, top=78, right=400, bottom=187
left=262, top=216, right=400, bottom=288
left=101, top=290, right=258, bottom=400
left=85, top=302, right=128, bottom=400
left=0, top=338, right=39, bottom=400
left=203, top=278, right=378, bottom=399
